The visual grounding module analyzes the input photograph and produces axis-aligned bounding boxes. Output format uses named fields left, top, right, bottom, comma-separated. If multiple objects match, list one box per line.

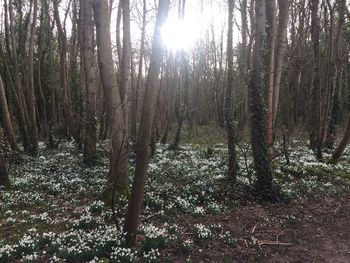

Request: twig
left=258, top=240, right=292, bottom=246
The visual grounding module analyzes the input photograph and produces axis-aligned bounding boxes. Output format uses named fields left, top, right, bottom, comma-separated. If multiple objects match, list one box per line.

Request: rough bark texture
left=81, top=0, right=97, bottom=163
left=266, top=0, right=277, bottom=149
left=0, top=75, right=18, bottom=151
left=272, top=0, right=289, bottom=124
left=309, top=0, right=322, bottom=160
left=131, top=0, right=147, bottom=141
left=125, top=0, right=169, bottom=246
left=249, top=0, right=274, bottom=200
left=27, top=0, right=39, bottom=155
left=8, top=0, right=31, bottom=151
left=224, top=0, right=238, bottom=182
left=329, top=114, right=350, bottom=164
left=0, top=141, right=9, bottom=187
left=53, top=0, right=75, bottom=138
left=325, top=0, right=346, bottom=148
left=93, top=0, right=129, bottom=198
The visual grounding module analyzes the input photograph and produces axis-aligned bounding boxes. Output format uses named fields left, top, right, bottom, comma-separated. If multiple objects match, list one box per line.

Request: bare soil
left=166, top=195, right=350, bottom=263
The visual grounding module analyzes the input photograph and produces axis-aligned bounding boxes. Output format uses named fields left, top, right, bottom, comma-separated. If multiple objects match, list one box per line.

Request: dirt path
left=170, top=195, right=350, bottom=262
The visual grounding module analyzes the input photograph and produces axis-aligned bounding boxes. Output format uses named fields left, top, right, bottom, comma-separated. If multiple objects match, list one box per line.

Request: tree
left=0, top=75, right=18, bottom=151
left=81, top=0, right=97, bottom=163
left=0, top=140, right=9, bottom=187
left=225, top=0, right=238, bottom=182
left=309, top=0, right=322, bottom=159
left=8, top=0, right=32, bottom=152
left=266, top=0, right=289, bottom=150
left=27, top=0, right=39, bottom=155
left=53, top=0, right=75, bottom=139
left=170, top=0, right=189, bottom=150
left=249, top=0, right=274, bottom=199
left=93, top=0, right=129, bottom=199
left=125, top=0, right=170, bottom=245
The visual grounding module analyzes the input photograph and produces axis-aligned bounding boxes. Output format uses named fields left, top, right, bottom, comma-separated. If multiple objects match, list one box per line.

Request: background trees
left=1, top=0, right=350, bottom=245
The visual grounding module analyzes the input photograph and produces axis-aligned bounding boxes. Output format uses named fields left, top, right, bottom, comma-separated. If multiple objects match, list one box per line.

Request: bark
left=272, top=0, right=289, bottom=124
left=125, top=0, right=169, bottom=246
left=131, top=0, right=147, bottom=141
left=27, top=0, right=39, bottom=155
left=249, top=0, right=274, bottom=200
left=37, top=0, right=48, bottom=137
left=329, top=114, right=350, bottom=164
left=93, top=0, right=129, bottom=198
left=0, top=141, right=9, bottom=187
left=309, top=0, right=322, bottom=160
left=266, top=0, right=277, bottom=149
left=8, top=0, right=31, bottom=151
left=170, top=1, right=189, bottom=150
left=0, top=75, right=18, bottom=151
left=325, top=0, right=346, bottom=148
left=81, top=0, right=97, bottom=163
left=224, top=0, right=239, bottom=182
left=53, top=0, right=75, bottom=138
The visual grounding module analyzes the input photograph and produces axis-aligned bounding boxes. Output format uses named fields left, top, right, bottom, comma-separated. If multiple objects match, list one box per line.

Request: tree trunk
left=0, top=140, right=9, bottom=187
left=125, top=0, right=169, bottom=246
left=27, top=0, right=39, bottom=155
left=329, top=114, right=350, bottom=164
left=53, top=0, right=75, bottom=139
left=224, top=0, right=239, bottom=182
left=93, top=0, right=129, bottom=199
left=272, top=0, right=289, bottom=125
left=81, top=0, right=97, bottom=163
left=8, top=0, right=32, bottom=151
left=309, top=0, right=322, bottom=160
left=131, top=0, right=147, bottom=142
left=0, top=75, right=18, bottom=151
left=266, top=0, right=277, bottom=149
left=249, top=0, right=274, bottom=200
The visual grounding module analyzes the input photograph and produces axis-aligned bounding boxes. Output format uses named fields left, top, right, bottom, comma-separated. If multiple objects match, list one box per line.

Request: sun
left=161, top=16, right=200, bottom=52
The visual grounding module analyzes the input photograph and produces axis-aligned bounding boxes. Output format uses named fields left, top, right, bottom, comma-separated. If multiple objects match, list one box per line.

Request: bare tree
left=0, top=140, right=9, bottom=187
left=93, top=0, right=129, bottom=199
left=125, top=0, right=170, bottom=245
left=27, top=0, right=39, bottom=155
left=0, top=75, right=18, bottom=151
left=249, top=0, right=274, bottom=200
left=225, top=0, right=238, bottom=182
left=81, top=0, right=97, bottom=163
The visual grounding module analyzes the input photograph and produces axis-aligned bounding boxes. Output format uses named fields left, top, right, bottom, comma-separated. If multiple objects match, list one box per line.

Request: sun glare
left=161, top=17, right=200, bottom=51
left=160, top=1, right=229, bottom=52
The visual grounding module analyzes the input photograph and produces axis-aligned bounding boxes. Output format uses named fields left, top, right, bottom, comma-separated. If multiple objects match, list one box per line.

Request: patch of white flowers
left=193, top=224, right=212, bottom=241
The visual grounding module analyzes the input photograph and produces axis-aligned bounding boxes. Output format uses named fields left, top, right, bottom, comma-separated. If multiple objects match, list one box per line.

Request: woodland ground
left=1, top=131, right=350, bottom=262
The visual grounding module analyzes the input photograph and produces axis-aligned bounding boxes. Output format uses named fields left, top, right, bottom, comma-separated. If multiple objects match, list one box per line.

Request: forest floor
left=1, top=140, right=350, bottom=262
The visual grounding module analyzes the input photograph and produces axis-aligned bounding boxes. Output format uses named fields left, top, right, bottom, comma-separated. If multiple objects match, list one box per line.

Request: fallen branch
left=258, top=240, right=292, bottom=246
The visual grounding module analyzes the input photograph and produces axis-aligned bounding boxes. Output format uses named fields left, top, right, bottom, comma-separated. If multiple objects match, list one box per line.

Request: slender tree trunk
left=0, top=75, right=18, bottom=151
left=93, top=0, right=129, bottom=199
left=249, top=0, right=274, bottom=200
left=8, top=0, right=31, bottom=151
left=309, top=0, right=322, bottom=160
left=170, top=0, right=189, bottom=150
left=53, top=0, right=75, bottom=138
left=0, top=140, right=9, bottom=187
left=266, top=0, right=277, bottom=149
left=27, top=0, right=39, bottom=155
left=131, top=0, right=147, bottom=141
left=125, top=0, right=169, bottom=246
left=37, top=0, right=48, bottom=137
left=81, top=0, right=97, bottom=163
left=224, top=0, right=239, bottom=182
left=272, top=0, right=289, bottom=124
left=325, top=0, right=346, bottom=148
left=329, top=114, right=350, bottom=164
